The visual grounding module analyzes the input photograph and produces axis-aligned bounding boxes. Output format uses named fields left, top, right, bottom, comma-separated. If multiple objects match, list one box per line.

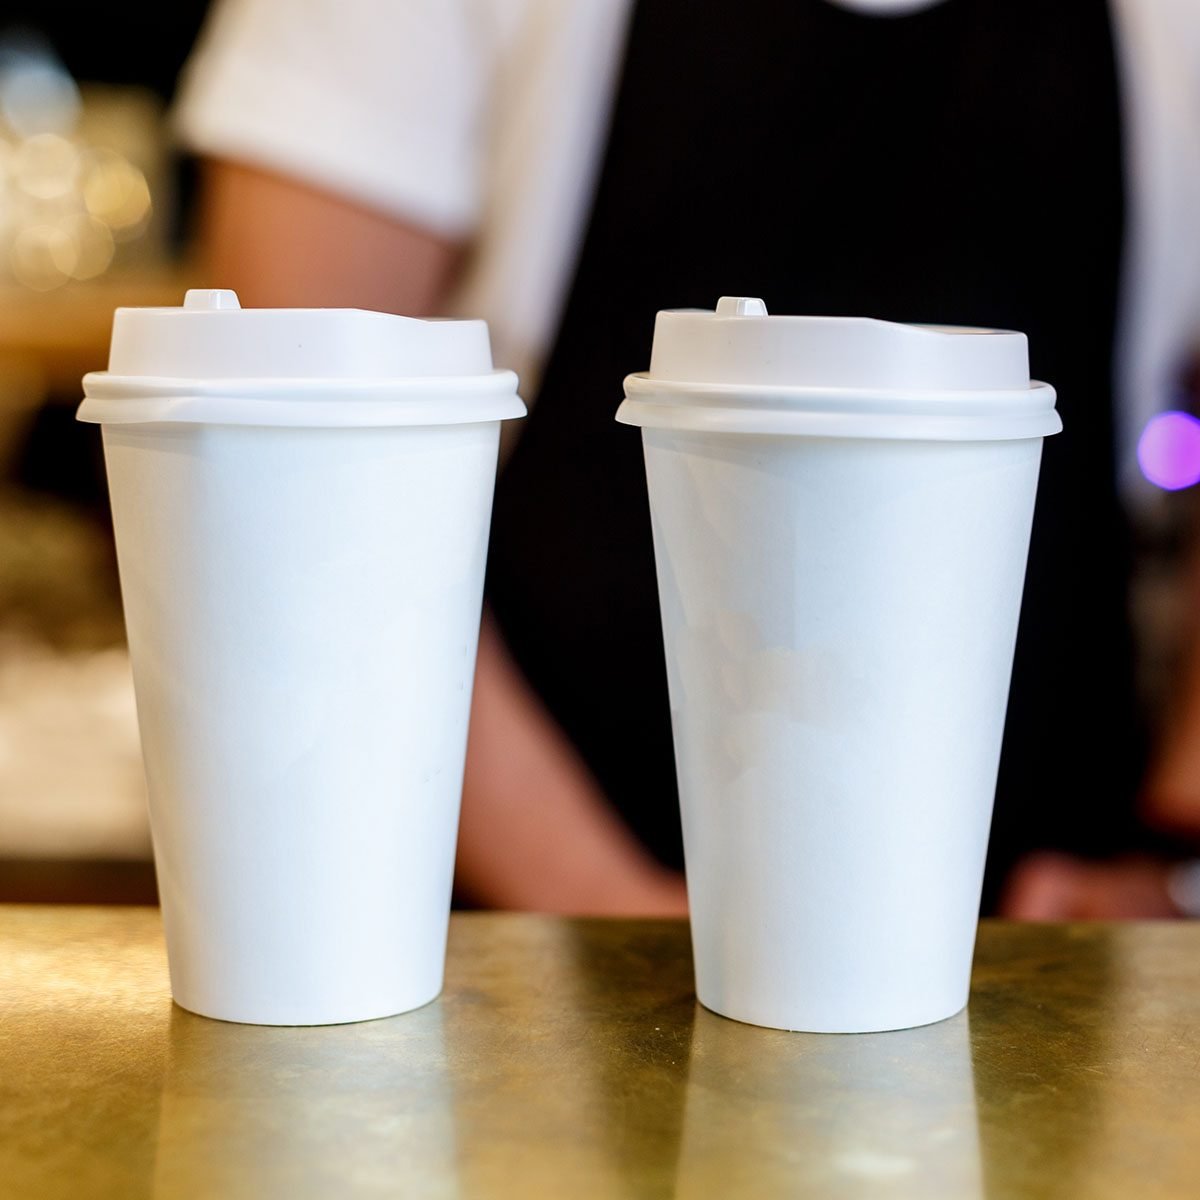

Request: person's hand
left=633, top=869, right=690, bottom=918
left=1000, top=851, right=1182, bottom=919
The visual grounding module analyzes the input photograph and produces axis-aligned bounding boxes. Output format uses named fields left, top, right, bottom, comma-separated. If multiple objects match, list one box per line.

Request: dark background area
left=2, top=3, right=212, bottom=104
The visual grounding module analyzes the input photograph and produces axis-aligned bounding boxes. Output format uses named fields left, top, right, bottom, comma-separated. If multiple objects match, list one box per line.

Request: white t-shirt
left=175, top=0, right=1200, bottom=498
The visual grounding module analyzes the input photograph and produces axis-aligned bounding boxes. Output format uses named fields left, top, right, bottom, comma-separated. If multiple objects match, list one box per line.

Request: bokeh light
left=82, top=149, right=152, bottom=237
left=1137, top=411, right=1200, bottom=491
left=60, top=212, right=114, bottom=280
left=10, top=222, right=77, bottom=290
left=13, top=131, right=79, bottom=199
left=0, top=46, right=80, bottom=136
left=0, top=35, right=157, bottom=291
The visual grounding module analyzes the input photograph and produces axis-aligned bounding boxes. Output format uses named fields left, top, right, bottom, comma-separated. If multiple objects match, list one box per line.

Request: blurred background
left=1, top=1, right=1198, bottom=908
left=0, top=3, right=209, bottom=902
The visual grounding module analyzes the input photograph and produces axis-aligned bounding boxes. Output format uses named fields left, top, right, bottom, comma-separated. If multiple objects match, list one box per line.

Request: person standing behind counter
left=174, top=0, right=1200, bottom=917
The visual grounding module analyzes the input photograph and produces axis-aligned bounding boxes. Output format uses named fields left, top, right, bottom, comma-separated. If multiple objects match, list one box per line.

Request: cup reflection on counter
left=152, top=1004, right=460, bottom=1200
left=675, top=1007, right=983, bottom=1199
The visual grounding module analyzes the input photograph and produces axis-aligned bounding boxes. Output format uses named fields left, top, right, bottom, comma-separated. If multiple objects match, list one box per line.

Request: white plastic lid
left=78, top=289, right=525, bottom=428
left=617, top=297, right=1060, bottom=441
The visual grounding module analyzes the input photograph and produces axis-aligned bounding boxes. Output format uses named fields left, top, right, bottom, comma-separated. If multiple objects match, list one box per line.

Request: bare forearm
left=196, top=158, right=461, bottom=313
left=457, top=614, right=688, bottom=915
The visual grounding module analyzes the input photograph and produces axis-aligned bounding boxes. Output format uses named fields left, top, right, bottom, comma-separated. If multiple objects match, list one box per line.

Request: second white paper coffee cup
left=618, top=298, right=1059, bottom=1033
left=80, top=290, right=525, bottom=1026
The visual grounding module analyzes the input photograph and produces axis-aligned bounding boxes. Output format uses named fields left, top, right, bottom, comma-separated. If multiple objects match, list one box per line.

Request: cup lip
left=618, top=374, right=1060, bottom=441
left=623, top=372, right=1056, bottom=408
left=82, top=368, right=519, bottom=398
left=77, top=369, right=526, bottom=428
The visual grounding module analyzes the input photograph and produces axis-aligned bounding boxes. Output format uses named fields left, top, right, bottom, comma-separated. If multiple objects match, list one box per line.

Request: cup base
left=696, top=995, right=969, bottom=1035
left=170, top=985, right=443, bottom=1028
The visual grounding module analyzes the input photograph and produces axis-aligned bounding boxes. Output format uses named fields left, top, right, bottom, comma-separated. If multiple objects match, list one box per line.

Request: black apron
left=487, top=0, right=1139, bottom=910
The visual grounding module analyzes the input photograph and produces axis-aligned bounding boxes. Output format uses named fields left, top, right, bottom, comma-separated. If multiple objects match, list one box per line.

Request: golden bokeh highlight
left=10, top=223, right=76, bottom=290
left=61, top=211, right=115, bottom=280
left=82, top=149, right=152, bottom=238
left=0, top=47, right=159, bottom=290
left=13, top=132, right=80, bottom=201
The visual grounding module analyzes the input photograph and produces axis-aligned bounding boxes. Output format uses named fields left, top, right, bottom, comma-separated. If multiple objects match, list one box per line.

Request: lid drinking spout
left=715, top=296, right=768, bottom=317
left=183, top=289, right=242, bottom=311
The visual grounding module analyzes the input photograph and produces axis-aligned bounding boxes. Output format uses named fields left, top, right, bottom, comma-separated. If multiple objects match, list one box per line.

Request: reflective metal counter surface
left=1, top=909, right=1197, bottom=1198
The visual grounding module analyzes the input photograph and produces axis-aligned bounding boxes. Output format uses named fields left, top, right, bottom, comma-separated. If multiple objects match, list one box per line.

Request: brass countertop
left=1, top=909, right=1198, bottom=1198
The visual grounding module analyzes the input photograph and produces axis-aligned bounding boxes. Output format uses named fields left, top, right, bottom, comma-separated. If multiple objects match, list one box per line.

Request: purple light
left=1138, top=411, right=1200, bottom=491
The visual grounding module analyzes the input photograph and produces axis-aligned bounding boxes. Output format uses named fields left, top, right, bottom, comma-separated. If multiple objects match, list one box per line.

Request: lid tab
left=715, top=296, right=768, bottom=317
left=183, top=288, right=241, bottom=311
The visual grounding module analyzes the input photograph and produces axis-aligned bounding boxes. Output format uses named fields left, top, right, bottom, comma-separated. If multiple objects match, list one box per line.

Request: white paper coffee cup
left=618, top=297, right=1059, bottom=1033
left=79, top=290, right=524, bottom=1025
